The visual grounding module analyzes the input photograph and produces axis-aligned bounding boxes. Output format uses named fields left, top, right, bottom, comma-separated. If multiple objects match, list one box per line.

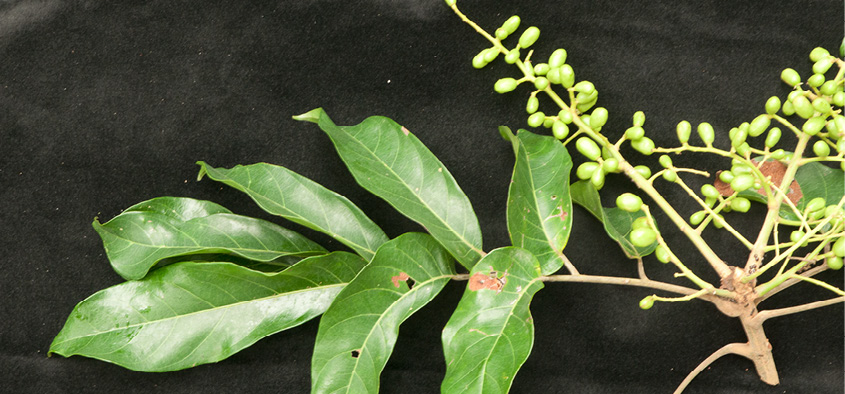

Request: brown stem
left=740, top=313, right=779, bottom=385
left=673, top=342, right=751, bottom=394
left=758, top=296, right=845, bottom=321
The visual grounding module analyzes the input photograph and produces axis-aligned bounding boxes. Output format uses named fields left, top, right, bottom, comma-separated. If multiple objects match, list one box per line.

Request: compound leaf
left=49, top=252, right=366, bottom=372
left=311, top=233, right=455, bottom=394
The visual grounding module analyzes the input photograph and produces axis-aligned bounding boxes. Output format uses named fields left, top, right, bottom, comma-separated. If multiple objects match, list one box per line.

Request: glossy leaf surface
left=570, top=180, right=657, bottom=258
left=507, top=130, right=573, bottom=274
left=295, top=108, right=483, bottom=270
left=50, top=252, right=367, bottom=371
left=95, top=197, right=326, bottom=280
left=311, top=233, right=455, bottom=394
left=197, top=161, right=389, bottom=261
left=441, top=247, right=543, bottom=394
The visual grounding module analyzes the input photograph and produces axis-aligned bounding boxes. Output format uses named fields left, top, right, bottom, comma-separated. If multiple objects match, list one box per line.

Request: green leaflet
left=570, top=180, right=657, bottom=258
left=197, top=161, right=389, bottom=261
left=441, top=247, right=543, bottom=394
left=295, top=108, right=484, bottom=270
left=311, top=233, right=455, bottom=394
left=506, top=130, right=573, bottom=275
left=49, top=252, right=367, bottom=372
left=94, top=197, right=327, bottom=280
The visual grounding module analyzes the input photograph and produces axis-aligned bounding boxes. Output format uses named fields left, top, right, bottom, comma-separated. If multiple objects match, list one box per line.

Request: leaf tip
left=196, top=161, right=209, bottom=181
left=292, top=108, right=324, bottom=124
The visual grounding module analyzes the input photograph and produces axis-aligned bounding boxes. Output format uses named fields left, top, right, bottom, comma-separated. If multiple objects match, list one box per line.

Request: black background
left=1, top=0, right=843, bottom=393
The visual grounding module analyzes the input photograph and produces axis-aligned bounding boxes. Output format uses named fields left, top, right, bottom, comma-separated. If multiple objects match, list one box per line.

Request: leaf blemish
left=468, top=269, right=506, bottom=293
left=391, top=272, right=410, bottom=288
left=351, top=349, right=361, bottom=358
left=401, top=126, right=410, bottom=136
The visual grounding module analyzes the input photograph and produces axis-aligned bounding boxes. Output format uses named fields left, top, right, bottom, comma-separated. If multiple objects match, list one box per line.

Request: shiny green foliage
left=197, top=161, right=388, bottom=261
left=441, top=247, right=543, bottom=394
left=507, top=130, right=573, bottom=274
left=94, top=197, right=326, bottom=280
left=311, top=233, right=454, bottom=394
left=50, top=253, right=367, bottom=371
left=295, top=108, right=484, bottom=270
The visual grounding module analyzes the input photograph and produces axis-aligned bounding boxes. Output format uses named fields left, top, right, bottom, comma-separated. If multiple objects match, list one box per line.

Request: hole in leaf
left=406, top=278, right=415, bottom=290
left=351, top=350, right=360, bottom=358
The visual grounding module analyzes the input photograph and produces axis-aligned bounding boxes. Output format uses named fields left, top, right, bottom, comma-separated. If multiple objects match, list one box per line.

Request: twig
left=757, top=296, right=845, bottom=322
left=673, top=343, right=751, bottom=394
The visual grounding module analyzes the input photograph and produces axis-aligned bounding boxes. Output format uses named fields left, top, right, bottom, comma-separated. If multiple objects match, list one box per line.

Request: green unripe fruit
left=632, top=216, right=650, bottom=230
left=827, top=256, right=844, bottom=270
left=697, top=122, right=715, bottom=145
left=574, top=81, right=595, bottom=95
left=625, top=126, right=645, bottom=141
left=634, top=165, right=652, bottom=179
left=730, top=197, right=751, bottom=213
left=505, top=48, right=520, bottom=64
left=765, top=96, right=781, bottom=115
left=834, top=237, right=845, bottom=257
left=659, top=154, right=672, bottom=168
left=534, top=76, right=549, bottom=90
left=735, top=142, right=751, bottom=156
left=576, top=95, right=598, bottom=113
left=527, top=111, right=546, bottom=127
left=803, top=116, right=826, bottom=136
left=602, top=158, right=619, bottom=173
left=576, top=137, right=602, bottom=160
left=616, top=193, right=643, bottom=213
left=676, top=120, right=691, bottom=144
left=633, top=111, right=646, bottom=127
left=631, top=137, right=655, bottom=155
left=558, top=109, right=573, bottom=124
left=655, top=245, right=670, bottom=263
left=701, top=184, right=719, bottom=199
left=782, top=100, right=795, bottom=116
left=546, top=67, right=562, bottom=84
left=552, top=121, right=569, bottom=140
left=690, top=211, right=706, bottom=226
left=790, top=230, right=805, bottom=243
left=731, top=163, right=751, bottom=174
left=543, top=117, right=554, bottom=128
left=581, top=115, right=592, bottom=127
left=591, top=107, right=608, bottom=128
left=662, top=170, right=677, bottom=182
left=810, top=47, right=830, bottom=62
left=780, top=68, right=801, bottom=87
left=639, top=296, right=654, bottom=310
left=482, top=47, right=499, bottom=63
left=712, top=214, right=726, bottom=229
left=833, top=91, right=845, bottom=107
left=838, top=138, right=845, bottom=153
left=501, top=15, right=521, bottom=34
left=807, top=73, right=825, bottom=88
left=771, top=149, right=787, bottom=160
left=792, top=96, right=814, bottom=119
left=835, top=116, right=845, bottom=135
left=805, top=197, right=826, bottom=213
left=719, top=171, right=734, bottom=183
left=577, top=162, right=600, bottom=180
left=730, top=174, right=756, bottom=193
left=548, top=48, right=567, bottom=68
left=494, top=78, right=518, bottom=93
left=748, top=115, right=770, bottom=137
left=821, top=80, right=839, bottom=96
left=630, top=228, right=657, bottom=248
left=812, top=140, right=830, bottom=157
left=590, top=166, right=605, bottom=189
left=533, top=63, right=551, bottom=76
left=812, top=98, right=831, bottom=114
left=730, top=128, right=748, bottom=148
left=765, top=127, right=781, bottom=148
left=472, top=53, right=488, bottom=69
left=519, top=26, right=540, bottom=48
left=559, top=64, right=575, bottom=88
left=495, top=28, right=509, bottom=41
left=813, top=57, right=834, bottom=75
left=526, top=96, right=539, bottom=114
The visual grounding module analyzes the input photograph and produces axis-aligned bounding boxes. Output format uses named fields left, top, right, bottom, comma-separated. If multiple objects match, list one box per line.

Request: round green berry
left=771, top=149, right=787, bottom=160
left=803, top=116, right=826, bottom=136
left=719, top=171, right=734, bottom=183
left=827, top=256, right=844, bottom=270
left=735, top=142, right=751, bottom=156
left=526, top=96, right=539, bottom=114
left=810, top=47, right=830, bottom=62
left=780, top=68, right=801, bottom=87
left=639, top=296, right=654, bottom=310
left=495, top=28, right=509, bottom=41
left=730, top=197, right=751, bottom=213
left=792, top=96, right=814, bottom=119
left=527, top=111, right=546, bottom=127
left=504, top=48, right=520, bottom=64
left=765, top=127, right=781, bottom=148
left=534, top=76, right=549, bottom=90
left=590, top=107, right=608, bottom=128
left=790, top=230, right=805, bottom=243
left=548, top=48, right=567, bottom=68
left=730, top=128, right=748, bottom=148
left=833, top=91, right=844, bottom=107
left=533, top=63, right=551, bottom=76
left=805, top=197, right=826, bottom=214
left=820, top=81, right=839, bottom=96
left=602, top=158, right=619, bottom=173
left=576, top=162, right=600, bottom=180
left=472, top=53, right=488, bottom=69
left=812, top=98, right=831, bottom=114
left=634, top=165, right=652, bottom=179
left=546, top=67, right=562, bottom=84
left=659, top=154, right=673, bottom=168
left=633, top=111, right=646, bottom=127
left=813, top=140, right=830, bottom=157
left=730, top=174, right=755, bottom=193
left=519, top=26, right=540, bottom=48
left=482, top=47, right=499, bottom=62
left=834, top=237, right=845, bottom=258
left=574, top=81, right=595, bottom=94
left=494, top=78, right=518, bottom=93
left=630, top=228, right=657, bottom=248
left=576, top=137, right=602, bottom=161
left=807, top=73, right=825, bottom=88
left=697, top=122, right=715, bottom=145
left=782, top=100, right=796, bottom=116
left=558, top=109, right=573, bottom=124
left=590, top=166, right=605, bottom=189
left=559, top=64, right=575, bottom=88
left=676, top=120, right=691, bottom=144
left=632, top=216, right=650, bottom=230
left=690, top=211, right=706, bottom=226
left=765, top=96, right=781, bottom=115
left=662, top=170, right=677, bottom=182
left=655, top=245, right=670, bottom=263
left=501, top=15, right=521, bottom=34
left=616, top=193, right=643, bottom=213
left=701, top=184, right=719, bottom=199
left=552, top=121, right=569, bottom=140
left=625, top=126, right=645, bottom=141
left=813, top=57, right=834, bottom=75
left=631, top=137, right=655, bottom=155
left=748, top=114, right=770, bottom=137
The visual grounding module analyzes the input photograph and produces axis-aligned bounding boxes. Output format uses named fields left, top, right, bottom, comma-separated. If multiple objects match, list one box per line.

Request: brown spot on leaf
left=713, top=160, right=802, bottom=205
left=391, top=272, right=410, bottom=288
left=401, top=126, right=410, bottom=136
left=468, top=269, right=506, bottom=292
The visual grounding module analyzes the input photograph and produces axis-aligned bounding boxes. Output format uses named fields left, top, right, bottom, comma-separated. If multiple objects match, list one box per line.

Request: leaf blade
left=507, top=130, right=573, bottom=274
left=197, top=161, right=389, bottom=261
left=49, top=252, right=367, bottom=372
left=441, top=247, right=543, bottom=394
left=299, top=108, right=484, bottom=270
left=310, top=233, right=455, bottom=394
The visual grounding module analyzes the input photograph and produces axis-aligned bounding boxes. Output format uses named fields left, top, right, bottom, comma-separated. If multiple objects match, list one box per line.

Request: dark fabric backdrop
left=1, top=0, right=843, bottom=393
